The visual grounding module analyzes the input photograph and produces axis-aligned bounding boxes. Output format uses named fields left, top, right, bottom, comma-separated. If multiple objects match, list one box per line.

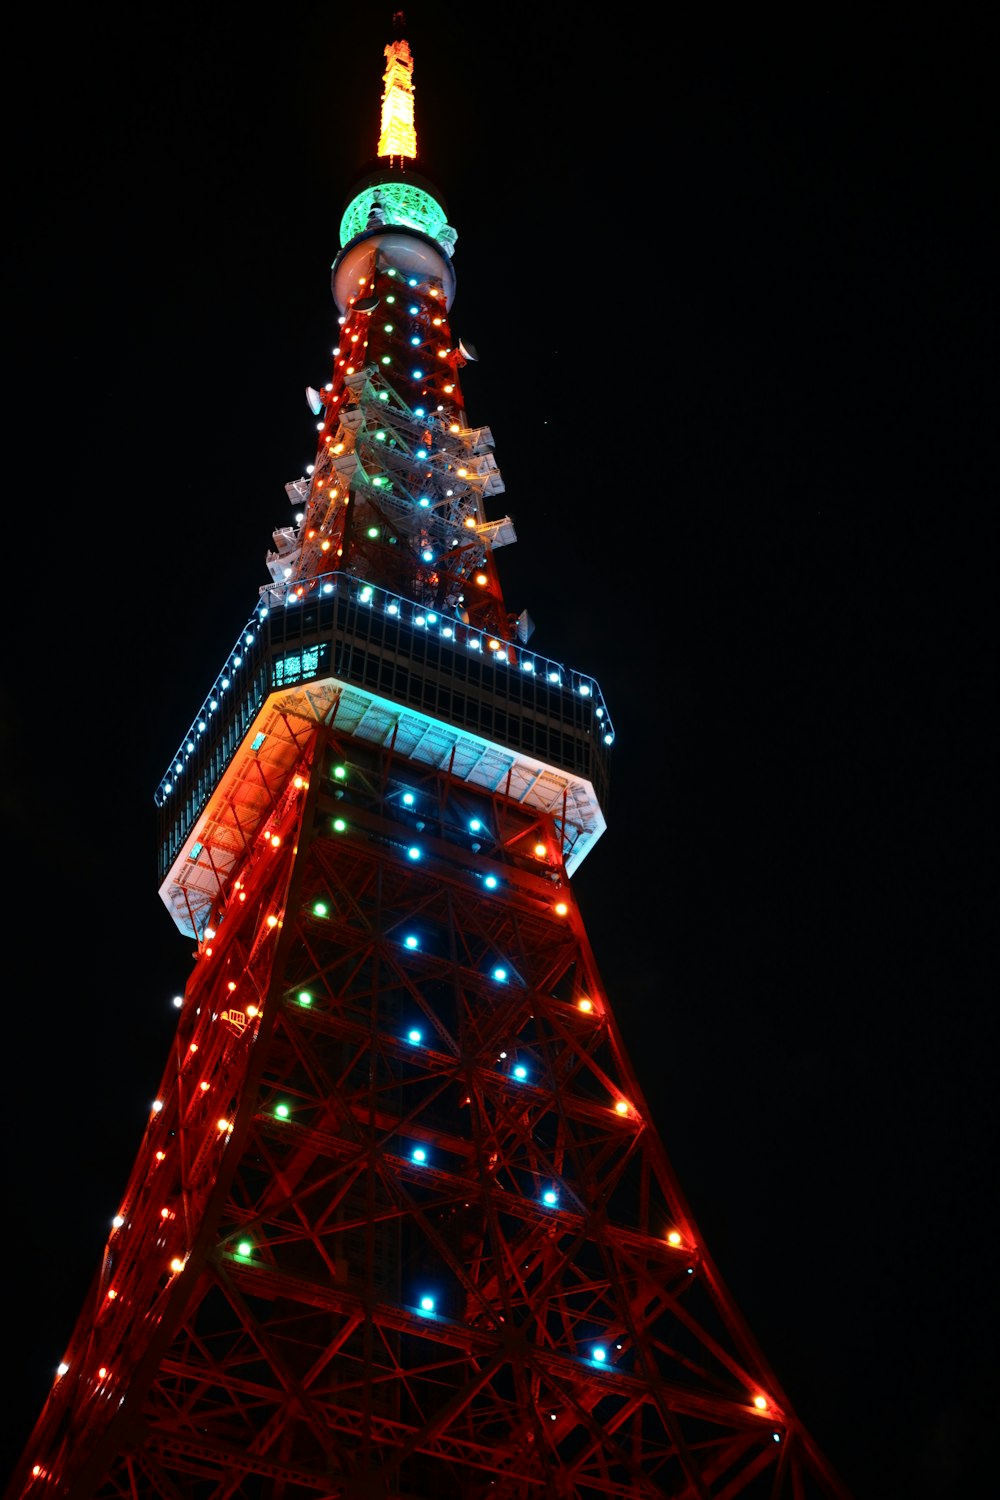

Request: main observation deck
left=156, top=572, right=615, bottom=939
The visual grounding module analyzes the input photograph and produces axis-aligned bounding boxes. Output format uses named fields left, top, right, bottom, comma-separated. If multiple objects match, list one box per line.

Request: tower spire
left=378, top=15, right=417, bottom=165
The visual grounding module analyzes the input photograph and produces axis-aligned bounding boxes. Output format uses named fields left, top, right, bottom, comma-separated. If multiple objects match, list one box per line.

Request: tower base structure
left=8, top=600, right=850, bottom=1497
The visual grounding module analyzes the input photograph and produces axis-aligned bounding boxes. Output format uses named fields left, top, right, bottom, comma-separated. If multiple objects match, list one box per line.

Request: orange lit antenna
left=377, top=15, right=417, bottom=164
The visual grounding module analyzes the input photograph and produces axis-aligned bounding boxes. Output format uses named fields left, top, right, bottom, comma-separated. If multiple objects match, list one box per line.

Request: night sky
left=2, top=7, right=995, bottom=1496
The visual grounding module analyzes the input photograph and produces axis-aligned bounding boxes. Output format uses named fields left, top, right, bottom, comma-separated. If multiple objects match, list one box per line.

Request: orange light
left=267, top=914, right=279, bottom=928
left=169, top=1257, right=185, bottom=1273
left=578, top=998, right=593, bottom=1013
left=614, top=1100, right=629, bottom=1115
left=154, top=1150, right=165, bottom=1161
left=227, top=980, right=237, bottom=991
left=667, top=1230, right=682, bottom=1246
left=554, top=901, right=569, bottom=916
left=199, top=1081, right=209, bottom=1092
left=97, top=1366, right=108, bottom=1380
left=106, top=1289, right=117, bottom=1300
left=753, top=1395, right=768, bottom=1411
left=534, top=843, right=547, bottom=858
left=475, top=572, right=488, bottom=586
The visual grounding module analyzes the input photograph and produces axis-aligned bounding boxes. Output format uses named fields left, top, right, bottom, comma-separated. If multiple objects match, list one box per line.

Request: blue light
left=592, top=1346, right=607, bottom=1363
left=522, top=660, right=534, bottom=673
left=412, top=1147, right=427, bottom=1163
left=422, top=549, right=434, bottom=562
left=403, top=792, right=415, bottom=806
left=407, top=847, right=421, bottom=861
left=412, top=370, right=424, bottom=380
left=493, top=967, right=508, bottom=983
left=416, top=448, right=428, bottom=459
left=410, top=336, right=420, bottom=346
left=419, top=1294, right=435, bottom=1312
left=419, top=496, right=431, bottom=507
left=409, top=305, right=419, bottom=314
left=469, top=819, right=482, bottom=832
left=407, top=1028, right=422, bottom=1044
left=404, top=935, right=419, bottom=950
left=542, top=1189, right=558, bottom=1206
left=484, top=875, right=498, bottom=890
left=513, top=1064, right=527, bottom=1080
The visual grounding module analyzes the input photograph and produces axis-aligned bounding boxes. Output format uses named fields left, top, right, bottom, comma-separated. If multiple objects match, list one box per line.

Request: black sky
left=1, top=7, right=995, bottom=1496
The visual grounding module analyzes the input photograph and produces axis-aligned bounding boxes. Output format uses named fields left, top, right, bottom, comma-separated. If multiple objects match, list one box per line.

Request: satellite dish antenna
left=516, top=609, right=535, bottom=644
left=354, top=294, right=380, bottom=313
left=305, top=386, right=324, bottom=416
left=458, top=338, right=479, bottom=362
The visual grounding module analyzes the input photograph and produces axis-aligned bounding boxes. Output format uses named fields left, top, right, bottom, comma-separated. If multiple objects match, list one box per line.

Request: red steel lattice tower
left=6, top=19, right=852, bottom=1500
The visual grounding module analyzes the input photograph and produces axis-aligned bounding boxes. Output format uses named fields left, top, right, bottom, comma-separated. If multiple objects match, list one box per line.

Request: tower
left=6, top=20, right=852, bottom=1500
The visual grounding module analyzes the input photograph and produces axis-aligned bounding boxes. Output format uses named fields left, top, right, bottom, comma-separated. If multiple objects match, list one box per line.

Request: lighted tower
left=6, top=19, right=852, bottom=1500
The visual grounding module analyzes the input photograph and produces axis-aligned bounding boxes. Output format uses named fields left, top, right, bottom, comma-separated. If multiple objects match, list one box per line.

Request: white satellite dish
left=305, top=386, right=324, bottom=416
left=458, top=338, right=479, bottom=362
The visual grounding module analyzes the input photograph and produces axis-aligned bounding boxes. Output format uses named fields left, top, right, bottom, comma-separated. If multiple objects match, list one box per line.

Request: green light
left=381, top=356, right=391, bottom=365
left=367, top=526, right=380, bottom=537
left=333, top=818, right=346, bottom=832
left=383, top=324, right=394, bottom=333
left=375, top=430, right=386, bottom=441
left=275, top=1103, right=290, bottom=1119
left=339, top=183, right=451, bottom=250
left=237, top=1240, right=252, bottom=1257
left=313, top=900, right=329, bottom=916
left=386, top=294, right=396, bottom=303
left=298, top=991, right=313, bottom=1007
